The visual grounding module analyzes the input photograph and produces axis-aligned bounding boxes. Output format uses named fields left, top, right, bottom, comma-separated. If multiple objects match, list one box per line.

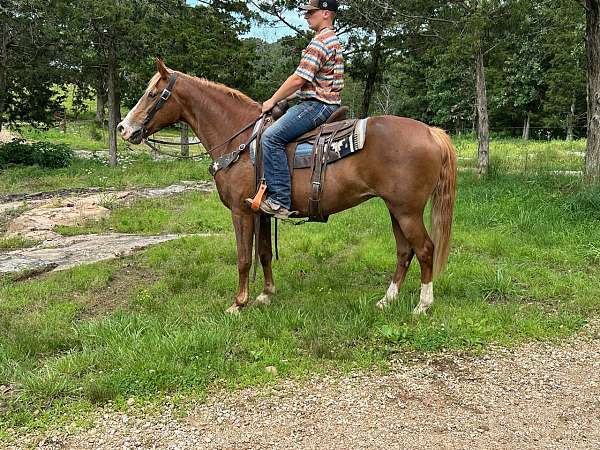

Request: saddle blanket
left=250, top=118, right=368, bottom=169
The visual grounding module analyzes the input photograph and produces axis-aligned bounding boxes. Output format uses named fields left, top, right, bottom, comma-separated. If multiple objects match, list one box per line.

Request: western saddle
left=254, top=100, right=358, bottom=222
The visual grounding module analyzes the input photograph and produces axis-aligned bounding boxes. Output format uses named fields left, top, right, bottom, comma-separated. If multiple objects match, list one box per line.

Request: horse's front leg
left=225, top=211, right=254, bottom=314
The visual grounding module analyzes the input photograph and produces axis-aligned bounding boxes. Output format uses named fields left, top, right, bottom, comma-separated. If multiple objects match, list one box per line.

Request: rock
left=0, top=233, right=209, bottom=274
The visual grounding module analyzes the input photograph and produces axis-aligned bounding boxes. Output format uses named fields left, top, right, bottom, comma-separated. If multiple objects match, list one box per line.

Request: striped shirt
left=294, top=27, right=344, bottom=105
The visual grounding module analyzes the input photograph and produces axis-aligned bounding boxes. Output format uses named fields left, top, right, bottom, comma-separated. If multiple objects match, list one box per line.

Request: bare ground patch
left=76, top=261, right=161, bottom=320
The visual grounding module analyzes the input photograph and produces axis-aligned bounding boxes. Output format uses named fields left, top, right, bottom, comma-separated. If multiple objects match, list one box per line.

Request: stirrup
left=249, top=181, right=267, bottom=212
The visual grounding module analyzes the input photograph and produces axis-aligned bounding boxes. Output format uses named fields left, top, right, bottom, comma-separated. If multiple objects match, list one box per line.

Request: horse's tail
left=428, top=127, right=457, bottom=277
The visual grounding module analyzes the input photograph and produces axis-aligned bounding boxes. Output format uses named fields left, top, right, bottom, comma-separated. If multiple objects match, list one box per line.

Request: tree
left=247, top=36, right=305, bottom=101
left=498, top=39, right=544, bottom=141
left=340, top=0, right=399, bottom=118
left=539, top=2, right=586, bottom=140
left=56, top=0, right=148, bottom=164
left=581, top=0, right=600, bottom=181
left=59, top=0, right=251, bottom=164
left=126, top=1, right=256, bottom=155
left=0, top=1, right=65, bottom=131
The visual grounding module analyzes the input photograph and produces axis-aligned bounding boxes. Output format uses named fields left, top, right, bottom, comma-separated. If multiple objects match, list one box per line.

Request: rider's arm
left=262, top=75, right=306, bottom=113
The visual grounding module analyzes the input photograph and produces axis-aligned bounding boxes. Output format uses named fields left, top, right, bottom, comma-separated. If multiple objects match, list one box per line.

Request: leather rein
left=140, top=73, right=263, bottom=173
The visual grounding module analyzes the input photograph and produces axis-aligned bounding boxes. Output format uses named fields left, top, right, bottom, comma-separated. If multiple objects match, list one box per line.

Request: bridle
left=139, top=72, right=264, bottom=174
left=141, top=73, right=179, bottom=138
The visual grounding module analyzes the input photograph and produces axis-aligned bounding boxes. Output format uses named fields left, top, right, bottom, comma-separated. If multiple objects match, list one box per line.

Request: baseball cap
left=299, top=0, right=338, bottom=12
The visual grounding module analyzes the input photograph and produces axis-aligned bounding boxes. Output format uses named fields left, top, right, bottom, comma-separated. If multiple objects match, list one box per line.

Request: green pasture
left=0, top=126, right=599, bottom=439
left=454, top=137, right=586, bottom=173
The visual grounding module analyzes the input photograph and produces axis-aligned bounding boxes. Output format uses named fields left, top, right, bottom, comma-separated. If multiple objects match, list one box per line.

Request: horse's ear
left=155, top=57, right=169, bottom=80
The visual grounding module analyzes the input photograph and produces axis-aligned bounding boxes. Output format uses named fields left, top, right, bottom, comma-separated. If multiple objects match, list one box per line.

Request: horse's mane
left=145, top=70, right=258, bottom=107
left=192, top=76, right=258, bottom=107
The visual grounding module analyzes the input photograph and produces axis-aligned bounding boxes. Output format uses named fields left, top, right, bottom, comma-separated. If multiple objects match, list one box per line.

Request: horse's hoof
left=376, top=299, right=388, bottom=310
left=225, top=304, right=241, bottom=315
left=412, top=305, right=428, bottom=315
left=255, top=293, right=271, bottom=305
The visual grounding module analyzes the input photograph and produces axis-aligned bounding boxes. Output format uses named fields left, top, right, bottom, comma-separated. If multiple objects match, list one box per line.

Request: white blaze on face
left=413, top=282, right=434, bottom=315
left=118, top=96, right=145, bottom=140
left=376, top=281, right=399, bottom=309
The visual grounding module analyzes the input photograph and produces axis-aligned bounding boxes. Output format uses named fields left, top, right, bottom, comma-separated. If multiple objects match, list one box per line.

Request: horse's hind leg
left=377, top=211, right=414, bottom=309
left=396, top=212, right=435, bottom=314
left=256, top=215, right=276, bottom=305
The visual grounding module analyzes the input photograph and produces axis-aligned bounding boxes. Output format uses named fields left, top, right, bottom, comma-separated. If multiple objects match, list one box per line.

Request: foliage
left=246, top=36, right=306, bottom=101
left=0, top=139, right=74, bottom=169
left=118, top=1, right=258, bottom=108
left=0, top=0, right=67, bottom=130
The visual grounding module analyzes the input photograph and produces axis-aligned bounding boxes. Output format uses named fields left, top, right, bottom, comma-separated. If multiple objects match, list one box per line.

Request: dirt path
left=8, top=322, right=600, bottom=449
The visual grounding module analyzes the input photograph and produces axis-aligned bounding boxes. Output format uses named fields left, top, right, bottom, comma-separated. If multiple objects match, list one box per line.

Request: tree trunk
left=180, top=122, right=189, bottom=156
left=360, top=32, right=382, bottom=119
left=107, top=40, right=118, bottom=167
left=522, top=112, right=530, bottom=141
left=585, top=0, right=600, bottom=182
left=567, top=98, right=575, bottom=141
left=472, top=97, right=477, bottom=135
left=0, top=24, right=8, bottom=133
left=476, top=49, right=490, bottom=176
left=0, top=65, right=5, bottom=133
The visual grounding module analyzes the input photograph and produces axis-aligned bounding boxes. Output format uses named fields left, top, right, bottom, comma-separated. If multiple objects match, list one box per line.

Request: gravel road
left=8, top=321, right=600, bottom=450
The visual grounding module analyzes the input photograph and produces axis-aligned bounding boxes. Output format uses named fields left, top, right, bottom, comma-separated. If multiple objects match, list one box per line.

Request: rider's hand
left=262, top=98, right=276, bottom=114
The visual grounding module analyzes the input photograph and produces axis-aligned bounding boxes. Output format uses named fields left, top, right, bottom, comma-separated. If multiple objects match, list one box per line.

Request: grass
left=1, top=123, right=208, bottom=197
left=454, top=137, right=586, bottom=173
left=0, top=152, right=212, bottom=196
left=56, top=191, right=230, bottom=236
left=0, top=236, right=39, bottom=251
left=0, top=128, right=599, bottom=439
left=17, top=121, right=195, bottom=153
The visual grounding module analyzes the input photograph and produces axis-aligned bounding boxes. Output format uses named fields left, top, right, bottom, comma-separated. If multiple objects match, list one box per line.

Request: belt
left=299, top=98, right=340, bottom=106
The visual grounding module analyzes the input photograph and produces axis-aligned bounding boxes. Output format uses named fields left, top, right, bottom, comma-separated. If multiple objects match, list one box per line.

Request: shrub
left=0, top=139, right=74, bottom=169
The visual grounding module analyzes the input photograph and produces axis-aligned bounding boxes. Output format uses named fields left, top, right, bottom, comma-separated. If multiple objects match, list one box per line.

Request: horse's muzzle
left=129, top=129, right=144, bottom=145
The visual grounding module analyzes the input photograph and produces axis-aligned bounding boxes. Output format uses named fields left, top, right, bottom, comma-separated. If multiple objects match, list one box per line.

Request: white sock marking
left=376, top=282, right=399, bottom=309
left=413, top=282, right=434, bottom=315
left=256, top=293, right=271, bottom=305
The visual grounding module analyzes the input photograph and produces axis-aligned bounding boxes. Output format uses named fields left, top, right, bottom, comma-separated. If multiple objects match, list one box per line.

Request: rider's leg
left=262, top=101, right=338, bottom=210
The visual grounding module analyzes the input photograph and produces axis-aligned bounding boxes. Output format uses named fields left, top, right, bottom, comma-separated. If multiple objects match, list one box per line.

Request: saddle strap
left=309, top=131, right=332, bottom=223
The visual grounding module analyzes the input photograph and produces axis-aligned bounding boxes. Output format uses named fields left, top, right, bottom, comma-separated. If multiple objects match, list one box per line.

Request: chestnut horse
left=118, top=59, right=457, bottom=315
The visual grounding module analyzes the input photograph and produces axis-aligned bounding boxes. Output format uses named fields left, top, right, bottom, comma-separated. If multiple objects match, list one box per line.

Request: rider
left=249, top=0, right=344, bottom=219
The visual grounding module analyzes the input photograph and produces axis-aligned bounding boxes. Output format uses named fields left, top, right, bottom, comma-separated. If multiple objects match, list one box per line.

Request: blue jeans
left=262, top=100, right=338, bottom=209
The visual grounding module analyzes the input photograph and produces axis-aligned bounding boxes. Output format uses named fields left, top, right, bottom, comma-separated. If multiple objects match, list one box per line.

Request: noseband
left=141, top=73, right=178, bottom=136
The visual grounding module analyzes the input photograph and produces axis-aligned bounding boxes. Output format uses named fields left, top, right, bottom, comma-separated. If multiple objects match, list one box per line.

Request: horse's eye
left=148, top=91, right=156, bottom=98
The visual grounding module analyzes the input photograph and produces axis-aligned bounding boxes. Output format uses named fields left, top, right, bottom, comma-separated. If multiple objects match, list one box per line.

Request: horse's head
left=118, top=59, right=182, bottom=145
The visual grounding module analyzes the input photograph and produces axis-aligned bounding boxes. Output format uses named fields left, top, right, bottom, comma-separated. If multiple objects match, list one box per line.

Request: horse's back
left=361, top=115, right=443, bottom=174
left=290, top=115, right=447, bottom=216
left=367, top=115, right=441, bottom=149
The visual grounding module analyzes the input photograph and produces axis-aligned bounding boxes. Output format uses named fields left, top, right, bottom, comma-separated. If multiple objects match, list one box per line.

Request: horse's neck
left=178, top=79, right=260, bottom=159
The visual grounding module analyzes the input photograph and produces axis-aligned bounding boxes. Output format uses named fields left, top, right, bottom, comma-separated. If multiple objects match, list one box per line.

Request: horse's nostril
left=117, top=123, right=124, bottom=133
